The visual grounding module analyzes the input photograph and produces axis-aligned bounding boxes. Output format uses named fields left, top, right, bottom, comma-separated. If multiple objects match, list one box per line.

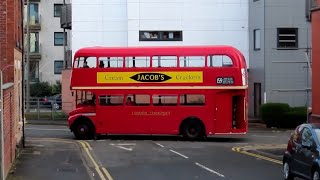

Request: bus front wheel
left=180, top=118, right=205, bottom=141
left=73, top=121, right=94, bottom=140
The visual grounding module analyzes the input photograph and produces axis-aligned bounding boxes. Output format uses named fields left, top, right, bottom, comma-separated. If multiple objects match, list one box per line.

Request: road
left=18, top=124, right=302, bottom=180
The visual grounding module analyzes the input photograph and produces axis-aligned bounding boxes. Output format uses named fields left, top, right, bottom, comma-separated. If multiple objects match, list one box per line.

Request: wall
left=0, top=0, right=23, bottom=178
left=248, top=0, right=265, bottom=117
left=61, top=69, right=75, bottom=113
left=249, top=0, right=311, bottom=117
left=38, top=0, right=65, bottom=84
left=264, top=0, right=311, bottom=107
left=72, top=0, right=249, bottom=65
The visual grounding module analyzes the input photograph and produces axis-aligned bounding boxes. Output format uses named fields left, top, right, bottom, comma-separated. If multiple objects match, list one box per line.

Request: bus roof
left=74, top=45, right=245, bottom=60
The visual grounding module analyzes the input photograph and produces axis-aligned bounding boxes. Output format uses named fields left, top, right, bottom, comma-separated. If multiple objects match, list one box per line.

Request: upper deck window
left=98, top=57, right=123, bottom=68
left=125, top=57, right=150, bottom=68
left=74, top=57, right=97, bottom=68
left=152, top=56, right=177, bottom=67
left=207, top=55, right=233, bottom=67
left=179, top=56, right=205, bottom=67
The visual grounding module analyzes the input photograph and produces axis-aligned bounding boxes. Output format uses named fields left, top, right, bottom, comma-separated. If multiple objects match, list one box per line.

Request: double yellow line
left=78, top=141, right=113, bottom=180
left=232, top=147, right=283, bottom=165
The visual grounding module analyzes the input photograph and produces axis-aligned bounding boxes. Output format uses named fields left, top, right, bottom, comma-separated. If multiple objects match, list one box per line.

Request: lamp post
left=0, top=65, right=15, bottom=180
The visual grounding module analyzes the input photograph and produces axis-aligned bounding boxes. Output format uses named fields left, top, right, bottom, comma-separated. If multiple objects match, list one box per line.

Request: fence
left=25, top=97, right=73, bottom=120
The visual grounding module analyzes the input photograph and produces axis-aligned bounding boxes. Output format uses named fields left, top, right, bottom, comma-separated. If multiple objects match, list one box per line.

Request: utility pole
left=26, top=0, right=30, bottom=112
left=63, top=0, right=66, bottom=69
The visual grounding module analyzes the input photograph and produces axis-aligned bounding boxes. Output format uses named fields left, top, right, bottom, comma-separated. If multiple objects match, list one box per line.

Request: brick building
left=311, top=0, right=320, bottom=122
left=0, top=0, right=24, bottom=178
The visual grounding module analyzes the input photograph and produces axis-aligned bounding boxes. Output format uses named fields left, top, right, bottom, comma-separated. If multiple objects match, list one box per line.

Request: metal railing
left=25, top=97, right=72, bottom=120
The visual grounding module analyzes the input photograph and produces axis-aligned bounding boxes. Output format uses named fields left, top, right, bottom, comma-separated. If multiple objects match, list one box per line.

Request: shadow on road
left=94, top=134, right=249, bottom=143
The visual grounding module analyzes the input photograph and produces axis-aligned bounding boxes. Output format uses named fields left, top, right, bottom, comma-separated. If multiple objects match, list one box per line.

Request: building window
left=29, top=32, right=40, bottom=53
left=29, top=3, right=39, bottom=25
left=54, top=61, right=63, bottom=74
left=54, top=32, right=66, bottom=46
left=139, top=31, right=183, bottom=41
left=254, top=29, right=261, bottom=51
left=30, top=61, right=39, bottom=82
left=54, top=4, right=63, bottom=17
left=277, top=28, right=298, bottom=49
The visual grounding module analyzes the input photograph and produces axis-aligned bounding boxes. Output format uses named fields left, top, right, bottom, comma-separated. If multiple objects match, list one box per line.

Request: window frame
left=277, top=28, right=298, bottom=50
left=253, top=29, right=261, bottom=51
left=54, top=4, right=63, bottom=17
left=139, top=31, right=183, bottom=41
left=54, top=60, right=64, bottom=74
left=54, top=32, right=66, bottom=46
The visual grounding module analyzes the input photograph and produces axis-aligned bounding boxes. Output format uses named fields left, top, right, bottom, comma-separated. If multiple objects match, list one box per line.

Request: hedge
left=261, top=103, right=307, bottom=128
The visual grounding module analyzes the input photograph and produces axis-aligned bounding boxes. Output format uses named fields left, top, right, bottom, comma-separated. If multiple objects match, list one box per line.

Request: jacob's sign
left=97, top=71, right=203, bottom=83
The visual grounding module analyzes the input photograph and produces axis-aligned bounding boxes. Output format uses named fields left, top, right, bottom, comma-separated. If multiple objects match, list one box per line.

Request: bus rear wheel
left=181, top=119, right=205, bottom=141
left=73, top=121, right=94, bottom=140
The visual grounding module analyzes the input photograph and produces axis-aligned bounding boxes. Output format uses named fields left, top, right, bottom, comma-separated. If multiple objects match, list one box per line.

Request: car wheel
left=73, top=121, right=94, bottom=140
left=53, top=103, right=60, bottom=110
left=283, top=161, right=294, bottom=180
left=313, top=169, right=320, bottom=180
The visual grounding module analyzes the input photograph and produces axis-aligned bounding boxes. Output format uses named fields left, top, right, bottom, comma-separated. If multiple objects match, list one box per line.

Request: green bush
left=261, top=103, right=307, bottom=128
left=261, top=103, right=290, bottom=128
left=30, top=81, right=61, bottom=97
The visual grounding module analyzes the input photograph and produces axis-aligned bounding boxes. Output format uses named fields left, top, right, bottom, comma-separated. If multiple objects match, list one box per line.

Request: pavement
left=7, top=138, right=92, bottom=180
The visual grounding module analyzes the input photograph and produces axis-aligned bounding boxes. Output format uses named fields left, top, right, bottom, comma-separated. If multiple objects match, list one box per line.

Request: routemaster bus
left=68, top=46, right=248, bottom=140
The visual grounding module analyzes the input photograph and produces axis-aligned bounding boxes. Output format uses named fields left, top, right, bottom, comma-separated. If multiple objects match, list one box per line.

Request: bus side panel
left=96, top=106, right=150, bottom=134
left=214, top=93, right=232, bottom=133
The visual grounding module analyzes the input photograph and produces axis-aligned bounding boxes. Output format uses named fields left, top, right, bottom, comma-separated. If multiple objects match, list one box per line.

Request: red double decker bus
left=68, top=46, right=248, bottom=140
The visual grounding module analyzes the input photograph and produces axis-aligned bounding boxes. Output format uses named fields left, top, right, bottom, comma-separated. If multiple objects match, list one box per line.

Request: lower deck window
left=180, top=94, right=205, bottom=106
left=153, top=95, right=178, bottom=106
left=99, top=95, right=123, bottom=106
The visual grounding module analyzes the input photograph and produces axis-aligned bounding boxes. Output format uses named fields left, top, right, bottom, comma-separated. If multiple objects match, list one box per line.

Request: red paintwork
left=68, top=46, right=248, bottom=136
left=311, top=6, right=320, bottom=122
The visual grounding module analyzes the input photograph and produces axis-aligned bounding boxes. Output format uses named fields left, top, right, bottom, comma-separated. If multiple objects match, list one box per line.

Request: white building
left=71, top=0, right=249, bottom=64
left=25, top=0, right=69, bottom=84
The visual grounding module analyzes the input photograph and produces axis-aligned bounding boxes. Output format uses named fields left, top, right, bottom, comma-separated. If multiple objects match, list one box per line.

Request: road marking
left=116, top=143, right=136, bottom=146
left=83, top=141, right=93, bottom=151
left=79, top=141, right=107, bottom=180
left=102, top=167, right=114, bottom=180
left=195, top=162, right=225, bottom=178
left=26, top=128, right=69, bottom=131
left=169, top=150, right=189, bottom=159
left=232, top=147, right=283, bottom=165
left=250, top=135, right=276, bottom=138
left=154, top=143, right=164, bottom=147
left=110, top=143, right=135, bottom=151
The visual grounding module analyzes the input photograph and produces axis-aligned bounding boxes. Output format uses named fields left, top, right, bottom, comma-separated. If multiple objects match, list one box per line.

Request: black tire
left=73, top=121, right=94, bottom=140
left=283, top=161, right=294, bottom=180
left=181, top=119, right=205, bottom=141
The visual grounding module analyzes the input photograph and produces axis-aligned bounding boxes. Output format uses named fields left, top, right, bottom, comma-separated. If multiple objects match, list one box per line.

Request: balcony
left=29, top=14, right=41, bottom=30
left=29, top=43, right=41, bottom=60
left=24, top=15, right=41, bottom=31
left=60, top=4, right=71, bottom=30
left=24, top=0, right=41, bottom=5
